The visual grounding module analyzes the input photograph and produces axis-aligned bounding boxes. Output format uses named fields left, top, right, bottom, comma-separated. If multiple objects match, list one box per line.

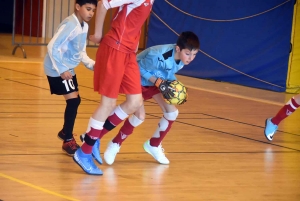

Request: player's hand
left=89, top=34, right=102, bottom=44
left=60, top=71, right=72, bottom=80
left=154, top=78, right=176, bottom=100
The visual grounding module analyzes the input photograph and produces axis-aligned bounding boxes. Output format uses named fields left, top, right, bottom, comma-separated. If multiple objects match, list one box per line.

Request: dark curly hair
left=76, top=0, right=98, bottom=6
left=176, top=31, right=200, bottom=51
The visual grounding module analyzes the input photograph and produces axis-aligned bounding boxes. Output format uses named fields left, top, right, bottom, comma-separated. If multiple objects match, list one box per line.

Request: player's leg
left=84, top=94, right=143, bottom=164
left=74, top=95, right=116, bottom=175
left=60, top=91, right=81, bottom=155
left=74, top=44, right=125, bottom=175
left=143, top=93, right=178, bottom=165
left=102, top=51, right=143, bottom=164
left=79, top=103, right=128, bottom=164
left=89, top=93, right=142, bottom=148
left=47, top=75, right=81, bottom=156
left=104, top=101, right=145, bottom=165
left=264, top=94, right=300, bottom=141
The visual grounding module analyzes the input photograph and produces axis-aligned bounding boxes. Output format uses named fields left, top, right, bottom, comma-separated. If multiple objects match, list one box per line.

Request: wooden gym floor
left=0, top=34, right=299, bottom=201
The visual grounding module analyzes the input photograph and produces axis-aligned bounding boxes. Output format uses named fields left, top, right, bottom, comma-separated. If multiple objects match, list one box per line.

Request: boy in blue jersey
left=44, top=0, right=97, bottom=156
left=83, top=31, right=200, bottom=165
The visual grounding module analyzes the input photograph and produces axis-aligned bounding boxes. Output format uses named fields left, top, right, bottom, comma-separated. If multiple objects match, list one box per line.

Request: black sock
left=63, top=96, right=81, bottom=140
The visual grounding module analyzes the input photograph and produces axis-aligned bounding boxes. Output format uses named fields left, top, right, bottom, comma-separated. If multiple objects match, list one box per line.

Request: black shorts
left=47, top=75, right=79, bottom=95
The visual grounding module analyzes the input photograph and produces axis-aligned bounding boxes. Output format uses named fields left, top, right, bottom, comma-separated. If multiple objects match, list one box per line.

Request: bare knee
left=134, top=109, right=145, bottom=121
left=93, top=98, right=117, bottom=121
left=101, top=99, right=116, bottom=111
left=122, top=96, right=143, bottom=114
left=294, top=94, right=300, bottom=105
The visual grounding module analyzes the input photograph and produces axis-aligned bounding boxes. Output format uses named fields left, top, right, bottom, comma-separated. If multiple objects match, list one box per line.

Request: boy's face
left=75, top=3, right=96, bottom=22
left=176, top=46, right=198, bottom=65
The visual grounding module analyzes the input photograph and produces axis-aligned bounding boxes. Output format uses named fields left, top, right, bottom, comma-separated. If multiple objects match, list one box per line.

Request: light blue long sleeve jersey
left=44, top=14, right=94, bottom=77
left=138, top=44, right=184, bottom=87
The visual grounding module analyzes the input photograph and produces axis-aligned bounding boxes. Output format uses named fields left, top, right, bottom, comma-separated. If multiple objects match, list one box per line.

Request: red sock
left=99, top=113, right=123, bottom=139
left=271, top=97, right=299, bottom=125
left=82, top=128, right=102, bottom=154
left=112, top=119, right=135, bottom=145
left=150, top=120, right=174, bottom=147
left=99, top=108, right=127, bottom=139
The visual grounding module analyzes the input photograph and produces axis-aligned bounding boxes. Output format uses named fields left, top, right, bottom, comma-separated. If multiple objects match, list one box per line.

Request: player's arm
left=89, top=0, right=107, bottom=43
left=81, top=41, right=95, bottom=71
left=138, top=48, right=176, bottom=99
left=47, top=23, right=74, bottom=77
left=103, top=0, right=137, bottom=8
left=90, top=0, right=136, bottom=43
left=138, top=48, right=156, bottom=81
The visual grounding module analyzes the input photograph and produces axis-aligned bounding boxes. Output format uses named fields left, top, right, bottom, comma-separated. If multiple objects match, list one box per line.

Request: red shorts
left=142, top=86, right=160, bottom=100
left=94, top=43, right=141, bottom=98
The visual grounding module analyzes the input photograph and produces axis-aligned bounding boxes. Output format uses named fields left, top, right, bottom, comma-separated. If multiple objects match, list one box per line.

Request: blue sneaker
left=73, top=148, right=103, bottom=175
left=264, top=118, right=278, bottom=141
left=80, top=134, right=103, bottom=164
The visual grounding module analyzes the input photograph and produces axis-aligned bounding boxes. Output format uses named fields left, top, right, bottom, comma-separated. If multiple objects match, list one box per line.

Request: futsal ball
left=165, top=80, right=188, bottom=105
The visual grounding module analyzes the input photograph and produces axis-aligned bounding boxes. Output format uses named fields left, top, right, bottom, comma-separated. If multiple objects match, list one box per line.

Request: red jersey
left=102, top=0, right=155, bottom=53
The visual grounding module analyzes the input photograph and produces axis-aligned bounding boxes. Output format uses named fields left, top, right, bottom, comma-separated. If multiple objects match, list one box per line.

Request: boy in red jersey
left=73, top=0, right=155, bottom=175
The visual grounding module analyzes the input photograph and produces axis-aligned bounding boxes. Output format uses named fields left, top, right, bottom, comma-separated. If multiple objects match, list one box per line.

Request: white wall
left=42, top=0, right=75, bottom=39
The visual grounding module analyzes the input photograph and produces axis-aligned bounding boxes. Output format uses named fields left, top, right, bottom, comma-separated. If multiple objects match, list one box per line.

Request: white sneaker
left=143, top=140, right=169, bottom=165
left=104, top=141, right=121, bottom=165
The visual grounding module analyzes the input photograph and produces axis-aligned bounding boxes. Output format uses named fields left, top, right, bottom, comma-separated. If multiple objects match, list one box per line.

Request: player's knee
left=135, top=113, right=145, bottom=121
left=129, top=114, right=144, bottom=127
left=163, top=109, right=179, bottom=121
left=134, top=110, right=145, bottom=121
left=101, top=100, right=117, bottom=112
left=294, top=94, right=300, bottom=105
left=126, top=97, right=143, bottom=113
left=67, top=95, right=81, bottom=109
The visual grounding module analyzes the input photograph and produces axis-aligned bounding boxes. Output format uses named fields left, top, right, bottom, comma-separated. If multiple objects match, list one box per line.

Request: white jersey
left=44, top=14, right=94, bottom=77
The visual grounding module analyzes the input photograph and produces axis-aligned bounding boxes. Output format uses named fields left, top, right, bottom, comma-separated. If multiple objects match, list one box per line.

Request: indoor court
left=0, top=33, right=299, bottom=200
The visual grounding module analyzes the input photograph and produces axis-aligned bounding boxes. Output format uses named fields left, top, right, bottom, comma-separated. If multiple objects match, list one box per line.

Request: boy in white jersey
left=44, top=0, right=97, bottom=156
left=73, top=0, right=155, bottom=175
left=83, top=31, right=200, bottom=165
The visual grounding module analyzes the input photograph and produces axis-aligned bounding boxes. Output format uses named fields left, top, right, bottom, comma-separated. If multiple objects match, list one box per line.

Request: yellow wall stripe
left=287, top=1, right=300, bottom=93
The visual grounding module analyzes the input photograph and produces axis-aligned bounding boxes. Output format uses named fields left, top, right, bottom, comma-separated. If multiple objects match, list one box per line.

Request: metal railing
left=12, top=0, right=148, bottom=58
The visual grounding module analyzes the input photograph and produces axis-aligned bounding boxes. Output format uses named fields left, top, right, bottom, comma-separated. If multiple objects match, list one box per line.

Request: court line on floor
left=1, top=76, right=297, bottom=138
left=0, top=172, right=79, bottom=201
left=0, top=150, right=297, bottom=156
left=1, top=65, right=283, bottom=106
left=186, top=85, right=283, bottom=106
left=146, top=113, right=300, bottom=151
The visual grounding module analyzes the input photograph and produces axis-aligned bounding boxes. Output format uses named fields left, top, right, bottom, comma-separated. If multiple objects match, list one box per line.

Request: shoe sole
left=62, top=148, right=75, bottom=157
left=79, top=134, right=84, bottom=142
left=103, top=152, right=116, bottom=165
left=143, top=142, right=169, bottom=165
left=264, top=119, right=273, bottom=141
left=72, top=155, right=103, bottom=176
left=57, top=135, right=64, bottom=141
left=94, top=157, right=103, bottom=165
